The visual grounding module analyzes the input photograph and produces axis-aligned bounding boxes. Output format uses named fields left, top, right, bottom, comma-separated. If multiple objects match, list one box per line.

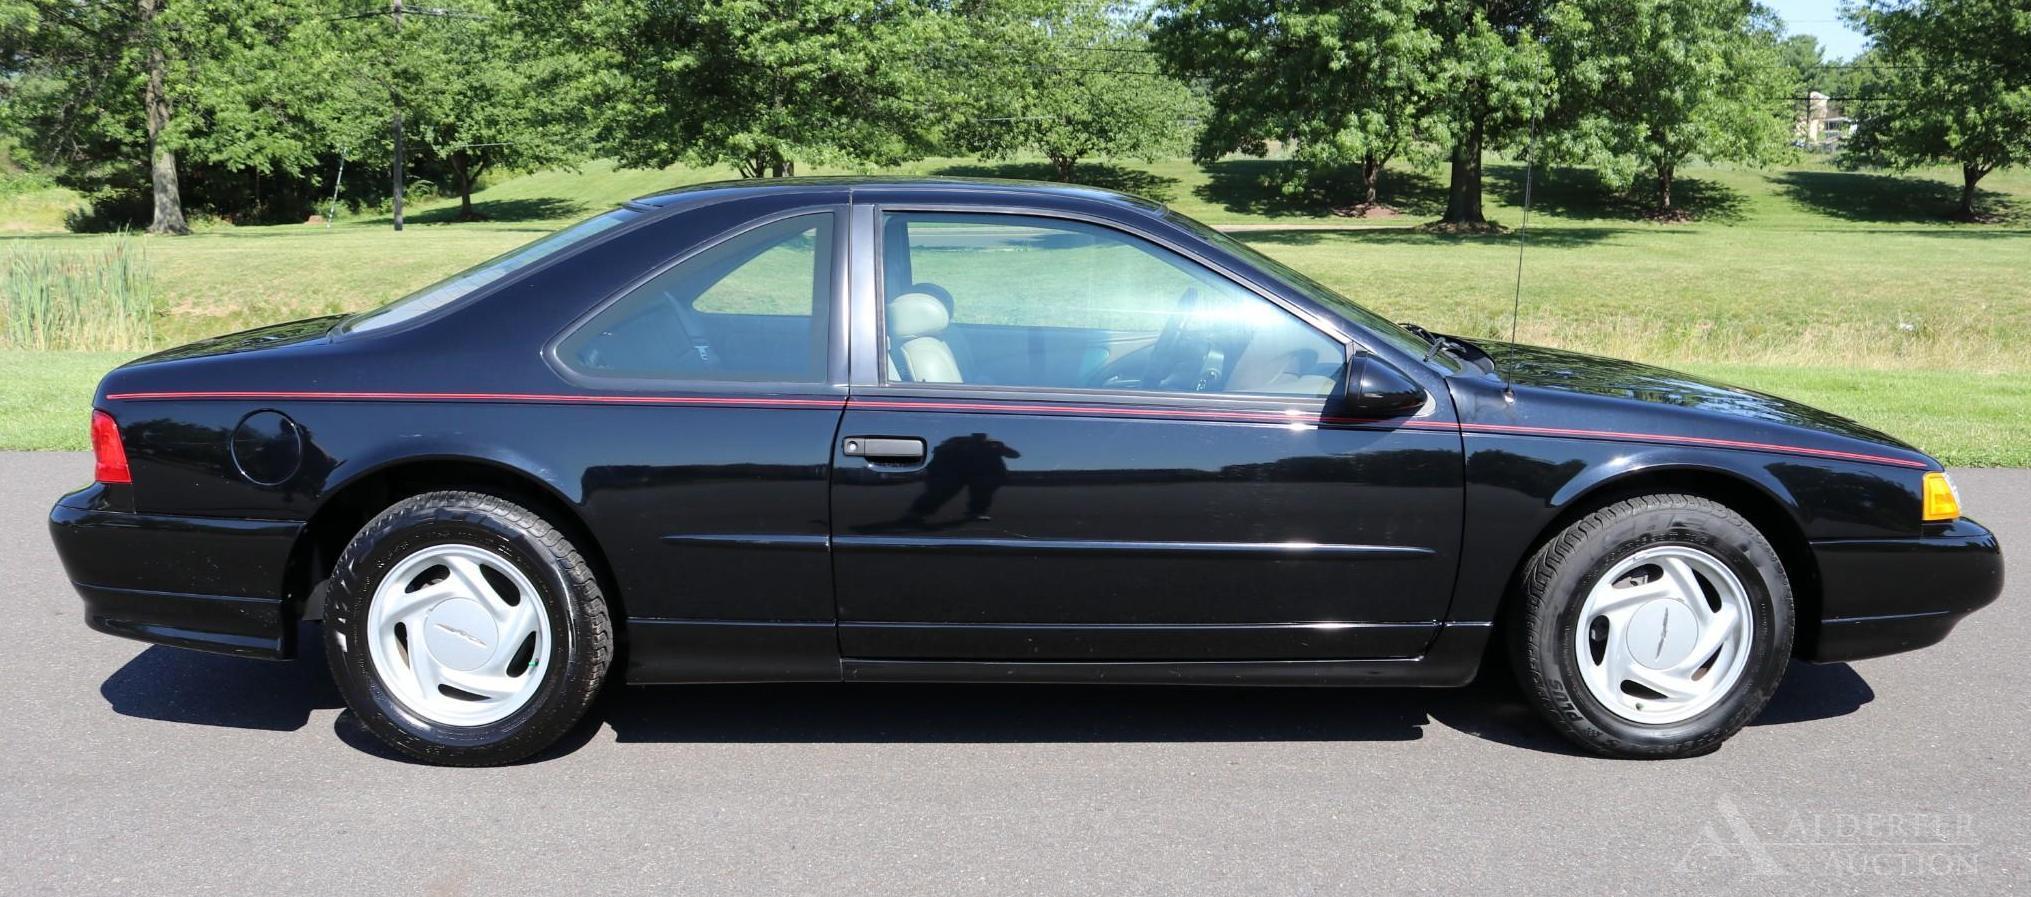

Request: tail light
left=91, top=410, right=132, bottom=485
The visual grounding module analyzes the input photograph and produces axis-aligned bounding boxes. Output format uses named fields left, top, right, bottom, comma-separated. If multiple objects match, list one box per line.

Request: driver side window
left=880, top=212, right=1342, bottom=397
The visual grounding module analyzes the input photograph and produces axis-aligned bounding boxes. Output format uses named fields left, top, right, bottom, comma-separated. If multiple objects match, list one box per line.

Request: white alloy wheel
left=1573, top=544, right=1755, bottom=725
left=365, top=543, right=550, bottom=726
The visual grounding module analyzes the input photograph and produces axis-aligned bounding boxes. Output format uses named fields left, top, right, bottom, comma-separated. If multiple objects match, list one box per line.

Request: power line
left=1052, top=44, right=1153, bottom=54
left=916, top=57, right=1168, bottom=78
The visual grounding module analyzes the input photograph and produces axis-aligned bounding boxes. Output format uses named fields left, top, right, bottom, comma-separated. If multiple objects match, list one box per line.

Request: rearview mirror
left=1341, top=350, right=1428, bottom=417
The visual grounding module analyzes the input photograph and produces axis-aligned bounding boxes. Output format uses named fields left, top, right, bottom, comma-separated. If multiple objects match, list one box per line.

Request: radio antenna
left=1510, top=118, right=1538, bottom=346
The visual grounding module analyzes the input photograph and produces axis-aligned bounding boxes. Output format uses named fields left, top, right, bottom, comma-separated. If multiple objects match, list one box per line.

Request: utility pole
left=390, top=0, right=405, bottom=231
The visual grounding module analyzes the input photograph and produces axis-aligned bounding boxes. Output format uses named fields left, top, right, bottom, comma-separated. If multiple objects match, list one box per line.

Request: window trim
left=544, top=205, right=849, bottom=393
left=864, top=204, right=1356, bottom=405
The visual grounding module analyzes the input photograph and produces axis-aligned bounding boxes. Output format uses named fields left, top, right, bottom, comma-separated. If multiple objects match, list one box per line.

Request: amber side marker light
left=91, top=409, right=131, bottom=485
left=1922, top=471, right=1961, bottom=522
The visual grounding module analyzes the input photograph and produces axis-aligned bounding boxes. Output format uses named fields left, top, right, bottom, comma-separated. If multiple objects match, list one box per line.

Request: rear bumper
left=49, top=485, right=303, bottom=659
left=1803, top=517, right=2004, bottom=663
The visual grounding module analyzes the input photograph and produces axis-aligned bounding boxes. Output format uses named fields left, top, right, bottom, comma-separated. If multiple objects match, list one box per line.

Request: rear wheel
left=323, top=491, right=611, bottom=766
left=1512, top=494, right=1793, bottom=759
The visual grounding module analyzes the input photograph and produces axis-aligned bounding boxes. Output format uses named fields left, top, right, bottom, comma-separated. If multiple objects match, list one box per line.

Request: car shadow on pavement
left=576, top=659, right=1872, bottom=760
left=1752, top=660, right=1876, bottom=725
left=98, top=631, right=1872, bottom=761
left=99, top=623, right=342, bottom=732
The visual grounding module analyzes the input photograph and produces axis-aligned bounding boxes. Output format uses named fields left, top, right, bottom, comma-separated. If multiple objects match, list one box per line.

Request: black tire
left=323, top=491, right=612, bottom=766
left=1510, top=494, right=1794, bottom=759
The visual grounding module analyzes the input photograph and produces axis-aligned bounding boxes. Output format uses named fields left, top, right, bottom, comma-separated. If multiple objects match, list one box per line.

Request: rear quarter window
left=345, top=208, right=642, bottom=334
left=555, top=212, right=836, bottom=384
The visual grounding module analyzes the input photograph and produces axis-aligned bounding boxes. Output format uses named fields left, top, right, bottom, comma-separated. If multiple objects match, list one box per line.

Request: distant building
left=1793, top=92, right=1850, bottom=153
left=1821, top=116, right=1855, bottom=150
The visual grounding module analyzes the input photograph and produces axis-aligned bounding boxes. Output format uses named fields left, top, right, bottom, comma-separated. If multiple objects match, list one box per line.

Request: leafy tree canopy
left=299, top=0, right=581, bottom=218
left=1545, top=0, right=1789, bottom=212
left=1846, top=0, right=2031, bottom=218
left=954, top=0, right=1200, bottom=182
left=1421, top=0, right=1554, bottom=226
left=516, top=0, right=952, bottom=177
left=1153, top=0, right=1437, bottom=209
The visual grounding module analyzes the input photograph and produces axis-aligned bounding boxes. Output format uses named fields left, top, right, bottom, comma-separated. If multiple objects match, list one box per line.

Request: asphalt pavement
left=2, top=452, right=2023, bottom=896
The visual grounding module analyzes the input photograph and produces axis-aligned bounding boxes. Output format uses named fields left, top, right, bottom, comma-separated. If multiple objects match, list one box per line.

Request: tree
left=1422, top=0, right=1553, bottom=228
left=1771, top=31, right=1824, bottom=97
left=954, top=0, right=1199, bottom=183
left=415, top=18, right=576, bottom=219
left=3, top=1, right=173, bottom=230
left=1153, top=0, right=1437, bottom=210
left=20, top=0, right=201, bottom=233
left=302, top=0, right=578, bottom=221
left=5, top=0, right=326, bottom=231
left=135, top=0, right=188, bottom=232
left=515, top=0, right=950, bottom=178
left=1545, top=0, right=1788, bottom=213
left=1847, top=0, right=2031, bottom=219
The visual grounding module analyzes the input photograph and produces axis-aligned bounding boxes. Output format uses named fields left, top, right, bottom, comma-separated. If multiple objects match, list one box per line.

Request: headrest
left=908, top=282, right=955, bottom=312
left=888, top=291, right=950, bottom=340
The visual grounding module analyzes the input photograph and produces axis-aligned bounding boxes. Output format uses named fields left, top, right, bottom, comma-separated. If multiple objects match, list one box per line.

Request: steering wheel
left=1140, top=287, right=1199, bottom=390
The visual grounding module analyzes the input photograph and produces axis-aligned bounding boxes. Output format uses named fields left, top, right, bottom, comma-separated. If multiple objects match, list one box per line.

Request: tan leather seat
left=1225, top=324, right=1337, bottom=396
left=887, top=292, right=962, bottom=383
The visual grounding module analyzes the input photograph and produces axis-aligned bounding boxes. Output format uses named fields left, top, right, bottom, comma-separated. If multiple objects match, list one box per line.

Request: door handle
left=842, top=436, right=926, bottom=462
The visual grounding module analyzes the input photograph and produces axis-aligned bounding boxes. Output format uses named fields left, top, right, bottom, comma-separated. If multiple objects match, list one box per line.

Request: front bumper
left=1803, top=517, right=2004, bottom=662
left=49, top=485, right=304, bottom=659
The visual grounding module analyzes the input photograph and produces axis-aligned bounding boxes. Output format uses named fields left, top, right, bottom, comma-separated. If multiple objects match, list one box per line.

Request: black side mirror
left=1341, top=350, right=1428, bottom=416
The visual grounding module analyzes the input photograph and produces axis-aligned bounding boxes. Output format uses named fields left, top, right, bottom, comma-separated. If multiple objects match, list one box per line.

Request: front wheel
left=1511, top=494, right=1793, bottom=759
left=323, top=491, right=612, bottom=766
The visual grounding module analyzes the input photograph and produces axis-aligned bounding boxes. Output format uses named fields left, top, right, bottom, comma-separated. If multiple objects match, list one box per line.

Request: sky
left=1762, top=0, right=1870, bottom=60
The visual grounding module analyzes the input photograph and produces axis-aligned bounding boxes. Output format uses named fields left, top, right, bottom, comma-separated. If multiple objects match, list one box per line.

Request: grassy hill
left=3, top=155, right=2029, bottom=462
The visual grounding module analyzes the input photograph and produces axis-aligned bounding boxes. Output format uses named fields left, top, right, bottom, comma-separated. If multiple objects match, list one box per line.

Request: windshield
left=344, top=208, right=643, bottom=334
left=1164, top=212, right=1433, bottom=358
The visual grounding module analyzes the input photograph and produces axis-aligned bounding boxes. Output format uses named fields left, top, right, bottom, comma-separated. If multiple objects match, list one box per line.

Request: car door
left=547, top=205, right=849, bottom=681
left=830, top=206, right=1464, bottom=662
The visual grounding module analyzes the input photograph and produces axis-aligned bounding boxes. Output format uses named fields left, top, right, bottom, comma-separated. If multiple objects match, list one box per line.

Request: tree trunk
left=1960, top=165, right=1986, bottom=218
left=389, top=0, right=405, bottom=231
left=138, top=0, right=188, bottom=235
left=743, top=148, right=786, bottom=179
left=1441, top=119, right=1485, bottom=225
left=1361, top=154, right=1381, bottom=206
left=1657, top=162, right=1674, bottom=211
left=1049, top=153, right=1077, bottom=182
left=390, top=111, right=405, bottom=230
left=452, top=149, right=476, bottom=220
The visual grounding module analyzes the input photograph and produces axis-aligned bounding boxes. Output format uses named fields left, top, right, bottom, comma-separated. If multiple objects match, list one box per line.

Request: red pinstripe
left=102, top=390, right=1929, bottom=469
left=1451, top=421, right=1930, bottom=469
left=104, top=390, right=845, bottom=409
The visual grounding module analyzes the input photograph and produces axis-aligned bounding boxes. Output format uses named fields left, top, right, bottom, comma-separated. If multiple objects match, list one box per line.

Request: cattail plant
left=1, top=234, right=157, bottom=351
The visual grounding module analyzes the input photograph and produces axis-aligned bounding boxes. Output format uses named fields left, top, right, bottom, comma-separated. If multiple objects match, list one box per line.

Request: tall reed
left=1, top=234, right=157, bottom=351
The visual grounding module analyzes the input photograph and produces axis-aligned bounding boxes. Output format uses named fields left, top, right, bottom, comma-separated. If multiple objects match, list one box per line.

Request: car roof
left=627, top=176, right=1169, bottom=218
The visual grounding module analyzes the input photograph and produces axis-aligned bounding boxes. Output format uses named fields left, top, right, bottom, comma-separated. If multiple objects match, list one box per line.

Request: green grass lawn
left=2, top=155, right=2028, bottom=463
left=0, top=350, right=139, bottom=450
left=0, top=184, right=83, bottom=235
left=1677, top=364, right=2031, bottom=467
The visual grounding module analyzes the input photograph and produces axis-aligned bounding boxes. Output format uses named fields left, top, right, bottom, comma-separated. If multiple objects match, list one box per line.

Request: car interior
left=557, top=210, right=1344, bottom=397
left=879, top=213, right=1343, bottom=396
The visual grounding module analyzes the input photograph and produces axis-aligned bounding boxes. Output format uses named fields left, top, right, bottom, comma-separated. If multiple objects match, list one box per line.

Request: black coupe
left=50, top=178, right=2003, bottom=765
